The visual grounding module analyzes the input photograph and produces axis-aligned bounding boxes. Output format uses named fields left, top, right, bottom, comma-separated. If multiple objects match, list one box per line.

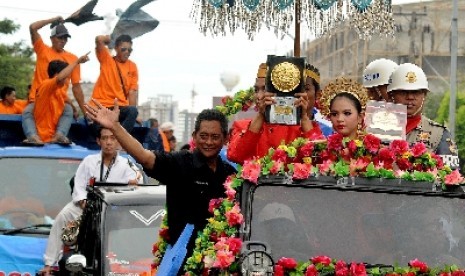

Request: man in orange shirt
left=34, top=54, right=90, bottom=144
left=0, top=86, right=28, bottom=114
left=88, top=34, right=138, bottom=134
left=22, top=17, right=85, bottom=144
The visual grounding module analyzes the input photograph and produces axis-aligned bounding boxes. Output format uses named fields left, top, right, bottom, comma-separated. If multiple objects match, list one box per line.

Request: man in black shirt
left=85, top=100, right=237, bottom=271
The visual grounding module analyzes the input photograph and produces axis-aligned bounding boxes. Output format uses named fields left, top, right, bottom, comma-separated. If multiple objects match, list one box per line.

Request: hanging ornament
left=242, top=0, right=261, bottom=11
left=351, top=0, right=373, bottom=12
left=273, top=0, right=294, bottom=10
left=208, top=0, right=226, bottom=8
left=313, top=0, right=338, bottom=11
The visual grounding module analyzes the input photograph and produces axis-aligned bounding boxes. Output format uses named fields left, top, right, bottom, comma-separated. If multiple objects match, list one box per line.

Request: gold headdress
left=319, top=77, right=369, bottom=117
left=256, top=63, right=267, bottom=78
left=305, top=63, right=320, bottom=84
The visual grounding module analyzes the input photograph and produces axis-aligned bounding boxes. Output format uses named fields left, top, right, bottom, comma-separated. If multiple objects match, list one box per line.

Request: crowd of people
left=0, top=13, right=461, bottom=276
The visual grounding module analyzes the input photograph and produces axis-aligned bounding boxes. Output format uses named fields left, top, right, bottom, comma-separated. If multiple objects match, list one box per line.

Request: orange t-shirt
left=0, top=99, right=28, bottom=114
left=89, top=47, right=138, bottom=108
left=33, top=78, right=68, bottom=142
left=29, top=37, right=80, bottom=102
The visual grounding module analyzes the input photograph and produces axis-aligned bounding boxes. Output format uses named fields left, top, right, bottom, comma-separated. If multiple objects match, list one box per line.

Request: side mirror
left=65, top=254, right=86, bottom=272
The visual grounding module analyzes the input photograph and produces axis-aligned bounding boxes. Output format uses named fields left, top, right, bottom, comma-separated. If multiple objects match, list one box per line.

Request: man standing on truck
left=23, top=17, right=85, bottom=145
left=40, top=126, right=141, bottom=275
left=85, top=101, right=236, bottom=273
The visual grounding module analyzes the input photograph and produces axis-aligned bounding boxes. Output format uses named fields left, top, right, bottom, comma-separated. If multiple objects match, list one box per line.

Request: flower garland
left=215, top=87, right=255, bottom=117
left=151, top=134, right=465, bottom=275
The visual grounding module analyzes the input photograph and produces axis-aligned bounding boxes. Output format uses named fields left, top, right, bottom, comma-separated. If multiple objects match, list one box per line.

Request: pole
left=449, top=0, right=458, bottom=139
left=294, top=0, right=301, bottom=57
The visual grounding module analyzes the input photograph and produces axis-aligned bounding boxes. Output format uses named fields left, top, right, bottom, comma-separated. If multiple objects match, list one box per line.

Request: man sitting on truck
left=40, top=126, right=142, bottom=275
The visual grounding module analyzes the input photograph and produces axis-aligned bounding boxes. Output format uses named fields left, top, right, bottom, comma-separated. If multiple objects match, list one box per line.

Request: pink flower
left=212, top=249, right=235, bottom=268
left=390, top=140, right=409, bottom=155
left=349, top=262, right=367, bottom=276
left=311, top=255, right=332, bottom=266
left=270, top=161, right=284, bottom=175
left=292, top=163, right=312, bottom=179
left=363, top=134, right=381, bottom=153
left=335, top=260, right=349, bottom=276
left=444, top=169, right=465, bottom=185
left=203, top=255, right=215, bottom=268
left=223, top=176, right=236, bottom=200
left=409, top=259, right=429, bottom=273
left=349, top=157, right=370, bottom=176
left=277, top=257, right=297, bottom=269
left=208, top=198, right=223, bottom=213
left=411, top=142, right=427, bottom=157
left=188, top=138, right=196, bottom=151
left=241, top=160, right=261, bottom=184
left=226, top=237, right=242, bottom=254
left=225, top=203, right=243, bottom=226
left=305, top=264, right=318, bottom=276
left=317, top=159, right=333, bottom=175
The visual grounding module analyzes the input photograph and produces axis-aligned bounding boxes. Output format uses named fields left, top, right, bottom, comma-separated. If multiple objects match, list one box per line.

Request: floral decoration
left=151, top=133, right=464, bottom=275
left=215, top=87, right=255, bottom=117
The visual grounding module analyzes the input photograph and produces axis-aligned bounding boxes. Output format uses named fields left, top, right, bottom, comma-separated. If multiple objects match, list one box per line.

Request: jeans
left=22, top=102, right=74, bottom=138
left=118, top=106, right=139, bottom=133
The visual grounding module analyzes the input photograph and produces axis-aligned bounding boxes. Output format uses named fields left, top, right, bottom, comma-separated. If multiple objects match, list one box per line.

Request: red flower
left=411, top=142, right=427, bottom=157
left=311, top=255, right=332, bottom=266
left=335, top=260, right=349, bottom=276
left=431, top=153, right=444, bottom=168
left=409, top=259, right=429, bottom=273
left=363, top=134, right=381, bottom=154
left=159, top=228, right=169, bottom=240
left=377, top=147, right=395, bottom=165
left=327, top=133, right=344, bottom=151
left=306, top=264, right=318, bottom=276
left=349, top=262, right=367, bottom=276
left=277, top=257, right=298, bottom=269
left=226, top=237, right=242, bottom=254
left=390, top=140, right=409, bottom=155
left=440, top=273, right=452, bottom=276
left=241, top=160, right=261, bottom=184
left=152, top=243, right=159, bottom=254
left=452, top=271, right=465, bottom=276
left=396, top=158, right=412, bottom=171
left=347, top=140, right=358, bottom=154
left=208, top=198, right=223, bottom=213
left=272, top=148, right=288, bottom=162
left=274, top=265, right=285, bottom=276
left=299, top=142, right=315, bottom=157
left=221, top=96, right=231, bottom=104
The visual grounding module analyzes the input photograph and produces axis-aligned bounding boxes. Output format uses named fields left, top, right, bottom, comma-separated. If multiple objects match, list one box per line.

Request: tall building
left=302, top=0, right=465, bottom=93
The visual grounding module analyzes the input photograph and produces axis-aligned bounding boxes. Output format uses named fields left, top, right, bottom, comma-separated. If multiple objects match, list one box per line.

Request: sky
left=0, top=0, right=422, bottom=112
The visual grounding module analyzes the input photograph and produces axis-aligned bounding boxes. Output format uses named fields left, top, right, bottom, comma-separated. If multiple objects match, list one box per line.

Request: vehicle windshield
left=103, top=204, right=166, bottom=274
left=249, top=185, right=465, bottom=267
left=0, top=157, right=80, bottom=230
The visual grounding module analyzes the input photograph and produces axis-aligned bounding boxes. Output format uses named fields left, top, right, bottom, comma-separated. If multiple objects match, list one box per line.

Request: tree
left=435, top=82, right=465, bottom=172
left=423, top=91, right=444, bottom=120
left=0, top=18, right=35, bottom=99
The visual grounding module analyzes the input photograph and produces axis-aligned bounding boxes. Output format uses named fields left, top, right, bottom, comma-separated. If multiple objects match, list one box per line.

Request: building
left=302, top=0, right=465, bottom=93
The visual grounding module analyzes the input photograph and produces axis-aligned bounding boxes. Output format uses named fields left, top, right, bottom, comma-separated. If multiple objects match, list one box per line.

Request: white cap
left=258, top=202, right=296, bottom=223
left=160, top=122, right=175, bottom=132
left=387, top=63, right=428, bottom=92
left=363, top=58, right=398, bottom=88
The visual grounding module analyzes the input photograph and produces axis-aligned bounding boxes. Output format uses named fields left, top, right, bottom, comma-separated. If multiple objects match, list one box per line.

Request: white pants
left=43, top=201, right=82, bottom=266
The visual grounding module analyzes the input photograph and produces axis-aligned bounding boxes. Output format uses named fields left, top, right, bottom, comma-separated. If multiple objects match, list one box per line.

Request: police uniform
left=406, top=115, right=459, bottom=169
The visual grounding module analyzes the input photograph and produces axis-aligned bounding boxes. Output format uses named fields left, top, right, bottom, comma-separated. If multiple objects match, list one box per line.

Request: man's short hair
left=148, top=118, right=158, bottom=128
left=115, top=34, right=132, bottom=47
left=194, top=109, right=228, bottom=137
left=0, top=86, right=15, bottom=100
left=47, top=60, right=69, bottom=78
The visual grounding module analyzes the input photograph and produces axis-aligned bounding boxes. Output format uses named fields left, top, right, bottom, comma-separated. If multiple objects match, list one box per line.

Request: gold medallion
left=405, top=72, right=417, bottom=83
left=271, top=62, right=300, bottom=92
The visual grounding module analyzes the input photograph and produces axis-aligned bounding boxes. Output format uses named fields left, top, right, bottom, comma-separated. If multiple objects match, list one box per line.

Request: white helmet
left=363, top=58, right=398, bottom=88
left=387, top=63, right=428, bottom=92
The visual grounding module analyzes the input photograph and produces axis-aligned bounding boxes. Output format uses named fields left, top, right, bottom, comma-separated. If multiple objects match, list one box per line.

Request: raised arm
left=29, top=16, right=63, bottom=44
left=85, top=99, right=156, bottom=170
left=95, top=35, right=110, bottom=53
left=56, top=52, right=90, bottom=85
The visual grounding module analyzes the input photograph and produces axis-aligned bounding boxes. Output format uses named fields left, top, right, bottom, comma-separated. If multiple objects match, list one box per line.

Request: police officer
left=387, top=63, right=459, bottom=169
left=363, top=58, right=398, bottom=101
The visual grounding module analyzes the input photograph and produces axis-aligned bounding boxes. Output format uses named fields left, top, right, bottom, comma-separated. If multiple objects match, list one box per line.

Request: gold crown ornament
left=256, top=63, right=267, bottom=78
left=319, top=77, right=369, bottom=117
left=305, top=63, right=321, bottom=84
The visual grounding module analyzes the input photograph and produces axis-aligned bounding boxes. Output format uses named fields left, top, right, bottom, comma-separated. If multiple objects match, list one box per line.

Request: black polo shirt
left=146, top=149, right=237, bottom=256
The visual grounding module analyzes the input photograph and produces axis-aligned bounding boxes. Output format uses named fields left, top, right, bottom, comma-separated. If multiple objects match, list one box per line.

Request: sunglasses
left=120, top=47, right=133, bottom=53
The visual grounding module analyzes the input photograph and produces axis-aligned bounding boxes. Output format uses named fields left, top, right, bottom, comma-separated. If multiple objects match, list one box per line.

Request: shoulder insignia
left=446, top=138, right=458, bottom=154
left=427, top=118, right=446, bottom=128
